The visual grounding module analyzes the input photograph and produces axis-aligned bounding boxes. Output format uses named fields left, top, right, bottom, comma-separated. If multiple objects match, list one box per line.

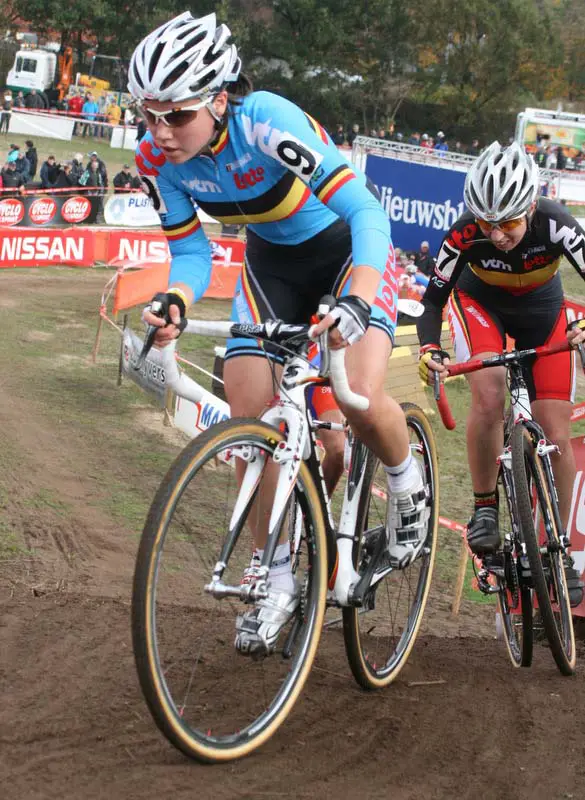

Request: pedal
left=476, top=568, right=499, bottom=595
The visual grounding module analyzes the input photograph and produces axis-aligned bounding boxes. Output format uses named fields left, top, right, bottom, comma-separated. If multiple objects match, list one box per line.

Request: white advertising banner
left=9, top=110, right=75, bottom=141
left=104, top=192, right=220, bottom=227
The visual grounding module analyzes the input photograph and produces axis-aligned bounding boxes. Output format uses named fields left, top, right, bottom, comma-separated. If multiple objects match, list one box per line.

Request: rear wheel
left=342, top=403, right=439, bottom=689
left=511, top=423, right=575, bottom=676
left=132, top=418, right=328, bottom=762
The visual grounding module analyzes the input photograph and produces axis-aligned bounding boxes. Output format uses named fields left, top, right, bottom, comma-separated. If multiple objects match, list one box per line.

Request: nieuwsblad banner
left=365, top=155, right=466, bottom=253
left=0, top=194, right=100, bottom=227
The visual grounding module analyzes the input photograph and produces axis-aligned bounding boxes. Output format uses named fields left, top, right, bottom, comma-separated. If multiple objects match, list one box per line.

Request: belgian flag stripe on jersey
left=315, top=165, right=356, bottom=205
left=304, top=112, right=329, bottom=145
left=162, top=212, right=201, bottom=241
left=197, top=172, right=311, bottom=224
left=210, top=127, right=229, bottom=156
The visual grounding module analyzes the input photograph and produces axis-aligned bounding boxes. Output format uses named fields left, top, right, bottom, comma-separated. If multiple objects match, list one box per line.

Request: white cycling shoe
left=386, top=460, right=430, bottom=569
left=235, top=560, right=300, bottom=656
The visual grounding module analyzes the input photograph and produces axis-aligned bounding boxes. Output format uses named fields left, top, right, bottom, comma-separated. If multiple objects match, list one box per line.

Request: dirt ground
left=2, top=269, right=585, bottom=800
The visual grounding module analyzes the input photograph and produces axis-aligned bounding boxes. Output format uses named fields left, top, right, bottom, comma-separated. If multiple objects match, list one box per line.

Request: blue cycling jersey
left=136, top=91, right=391, bottom=301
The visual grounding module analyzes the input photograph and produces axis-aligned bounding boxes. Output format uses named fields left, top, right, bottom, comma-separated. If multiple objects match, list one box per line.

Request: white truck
left=6, top=47, right=60, bottom=95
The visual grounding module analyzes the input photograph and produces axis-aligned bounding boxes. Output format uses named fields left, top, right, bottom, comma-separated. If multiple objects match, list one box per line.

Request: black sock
left=474, top=490, right=498, bottom=514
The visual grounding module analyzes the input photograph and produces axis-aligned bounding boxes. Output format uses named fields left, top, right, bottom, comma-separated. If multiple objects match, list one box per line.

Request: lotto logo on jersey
left=233, top=166, right=265, bottom=190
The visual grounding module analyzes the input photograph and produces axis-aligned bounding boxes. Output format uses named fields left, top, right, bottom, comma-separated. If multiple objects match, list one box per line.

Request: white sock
left=384, top=453, right=420, bottom=494
left=258, top=543, right=295, bottom=594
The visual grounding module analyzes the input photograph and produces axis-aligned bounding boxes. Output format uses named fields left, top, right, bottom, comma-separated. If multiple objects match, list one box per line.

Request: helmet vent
left=161, top=61, right=190, bottom=91
left=149, top=42, right=165, bottom=82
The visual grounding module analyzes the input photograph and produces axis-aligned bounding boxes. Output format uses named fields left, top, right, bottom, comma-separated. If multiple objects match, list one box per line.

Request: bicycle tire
left=510, top=423, right=575, bottom=675
left=132, top=418, right=329, bottom=762
left=342, top=402, right=439, bottom=689
left=496, top=466, right=533, bottom=668
left=497, top=586, right=533, bottom=668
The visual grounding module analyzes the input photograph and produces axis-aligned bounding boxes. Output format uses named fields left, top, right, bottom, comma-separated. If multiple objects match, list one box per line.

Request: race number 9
left=276, top=139, right=317, bottom=177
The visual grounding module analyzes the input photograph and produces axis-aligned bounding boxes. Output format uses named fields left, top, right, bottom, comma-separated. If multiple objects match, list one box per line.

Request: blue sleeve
left=135, top=135, right=212, bottom=301
left=243, top=92, right=391, bottom=274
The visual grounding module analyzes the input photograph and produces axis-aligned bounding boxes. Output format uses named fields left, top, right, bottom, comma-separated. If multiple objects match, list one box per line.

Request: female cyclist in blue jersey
left=128, top=11, right=430, bottom=656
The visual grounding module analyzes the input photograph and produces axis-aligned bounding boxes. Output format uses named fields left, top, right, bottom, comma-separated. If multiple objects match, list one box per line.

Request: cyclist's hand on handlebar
left=418, top=344, right=450, bottom=386
left=143, top=290, right=189, bottom=347
left=309, top=295, right=371, bottom=349
left=566, top=318, right=585, bottom=348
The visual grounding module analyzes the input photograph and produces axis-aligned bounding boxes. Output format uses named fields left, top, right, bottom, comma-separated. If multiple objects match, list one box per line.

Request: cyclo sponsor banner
left=0, top=194, right=99, bottom=227
left=365, top=154, right=466, bottom=253
left=106, top=229, right=245, bottom=267
left=0, top=227, right=94, bottom=267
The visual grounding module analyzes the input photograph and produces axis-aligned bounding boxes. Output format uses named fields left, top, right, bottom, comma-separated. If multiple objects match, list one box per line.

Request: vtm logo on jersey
left=29, top=197, right=57, bottom=225
left=0, top=198, right=25, bottom=226
left=233, top=166, right=265, bottom=190
left=61, top=196, right=91, bottom=224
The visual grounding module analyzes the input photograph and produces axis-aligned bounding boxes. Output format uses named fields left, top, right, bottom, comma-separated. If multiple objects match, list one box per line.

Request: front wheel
left=510, top=423, right=575, bottom=675
left=496, top=466, right=533, bottom=668
left=342, top=402, right=439, bottom=689
left=132, top=418, right=329, bottom=763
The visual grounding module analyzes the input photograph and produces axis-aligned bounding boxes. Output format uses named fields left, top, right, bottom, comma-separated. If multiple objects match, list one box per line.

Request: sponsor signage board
left=365, top=154, right=466, bottom=253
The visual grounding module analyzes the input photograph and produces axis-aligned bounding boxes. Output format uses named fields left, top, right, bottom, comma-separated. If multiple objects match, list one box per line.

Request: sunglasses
left=475, top=215, right=525, bottom=234
left=139, top=102, right=204, bottom=128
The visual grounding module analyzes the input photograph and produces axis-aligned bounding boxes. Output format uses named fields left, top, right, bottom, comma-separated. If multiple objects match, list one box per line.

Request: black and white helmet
left=464, top=141, right=539, bottom=222
left=128, top=11, right=241, bottom=105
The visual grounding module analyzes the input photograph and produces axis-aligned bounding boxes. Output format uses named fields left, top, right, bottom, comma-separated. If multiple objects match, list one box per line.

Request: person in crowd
left=1, top=160, right=25, bottom=195
left=347, top=123, right=360, bottom=146
left=81, top=92, right=99, bottom=137
left=408, top=131, right=421, bottom=146
left=545, top=144, right=557, bottom=170
left=14, top=149, right=30, bottom=183
left=79, top=159, right=105, bottom=218
left=414, top=240, right=436, bottom=276
left=136, top=115, right=148, bottom=142
left=96, top=93, right=109, bottom=138
left=130, top=10, right=429, bottom=655
left=24, top=89, right=44, bottom=110
left=7, top=143, right=19, bottom=162
left=394, top=131, right=404, bottom=143
left=85, top=151, right=108, bottom=187
left=67, top=91, right=84, bottom=135
left=52, top=161, right=78, bottom=193
left=1, top=90, right=13, bottom=134
left=467, top=138, right=480, bottom=156
left=556, top=146, right=567, bottom=171
left=13, top=90, right=25, bottom=109
left=378, top=128, right=387, bottom=140
left=123, top=101, right=137, bottom=126
left=434, top=131, right=448, bottom=153
left=106, top=98, right=122, bottom=139
left=420, top=133, right=432, bottom=149
left=40, top=154, right=60, bottom=188
left=70, top=152, right=85, bottom=183
left=453, top=140, right=463, bottom=155
left=24, top=140, right=38, bottom=180
left=416, top=140, right=585, bottom=604
left=113, top=163, right=133, bottom=192
left=332, top=123, right=346, bottom=146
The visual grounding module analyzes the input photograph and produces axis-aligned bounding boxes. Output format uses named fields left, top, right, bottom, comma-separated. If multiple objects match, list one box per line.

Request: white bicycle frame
left=142, top=320, right=371, bottom=606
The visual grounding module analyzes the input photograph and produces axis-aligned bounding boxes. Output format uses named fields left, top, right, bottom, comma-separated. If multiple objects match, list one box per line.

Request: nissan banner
left=365, top=155, right=466, bottom=253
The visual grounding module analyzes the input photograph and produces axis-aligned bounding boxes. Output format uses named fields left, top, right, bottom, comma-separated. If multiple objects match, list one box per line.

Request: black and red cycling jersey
left=417, top=197, right=585, bottom=347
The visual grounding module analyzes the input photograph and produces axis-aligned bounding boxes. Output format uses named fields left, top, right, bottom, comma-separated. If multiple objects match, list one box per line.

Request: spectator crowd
left=0, top=141, right=142, bottom=202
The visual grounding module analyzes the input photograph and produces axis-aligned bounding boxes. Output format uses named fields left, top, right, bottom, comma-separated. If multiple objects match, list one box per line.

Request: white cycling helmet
left=128, top=11, right=241, bottom=105
left=464, top=140, right=539, bottom=223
